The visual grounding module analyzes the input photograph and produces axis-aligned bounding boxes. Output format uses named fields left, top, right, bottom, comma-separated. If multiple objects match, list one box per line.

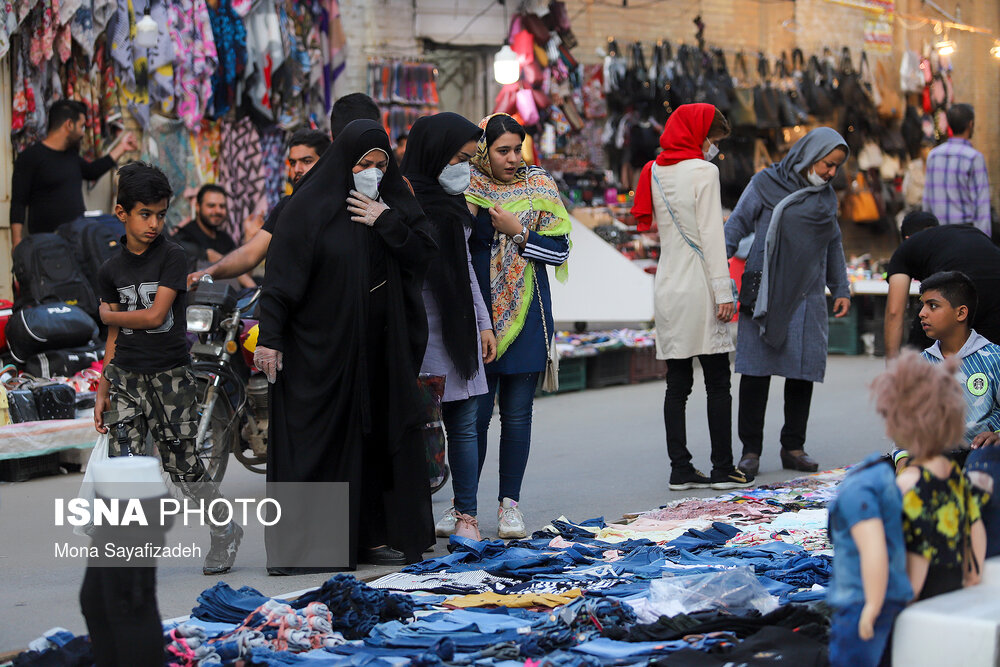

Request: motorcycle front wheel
left=194, top=374, right=239, bottom=484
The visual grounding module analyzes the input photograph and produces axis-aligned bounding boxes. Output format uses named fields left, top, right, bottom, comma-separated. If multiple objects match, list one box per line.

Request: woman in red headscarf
left=631, top=103, right=751, bottom=492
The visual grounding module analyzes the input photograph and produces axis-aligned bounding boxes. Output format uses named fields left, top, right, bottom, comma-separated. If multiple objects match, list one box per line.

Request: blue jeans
left=442, top=397, right=480, bottom=517
left=965, top=446, right=1000, bottom=558
left=476, top=372, right=539, bottom=503
left=828, top=600, right=904, bottom=667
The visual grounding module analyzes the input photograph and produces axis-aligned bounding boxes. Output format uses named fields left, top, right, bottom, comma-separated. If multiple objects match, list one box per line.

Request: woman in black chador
left=256, top=119, right=437, bottom=570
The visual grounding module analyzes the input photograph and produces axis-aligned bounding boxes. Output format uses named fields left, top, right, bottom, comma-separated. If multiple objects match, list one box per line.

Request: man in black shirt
left=94, top=162, right=242, bottom=576
left=884, top=211, right=1000, bottom=358
left=173, top=184, right=256, bottom=288
left=10, top=99, right=137, bottom=248
left=186, top=93, right=377, bottom=287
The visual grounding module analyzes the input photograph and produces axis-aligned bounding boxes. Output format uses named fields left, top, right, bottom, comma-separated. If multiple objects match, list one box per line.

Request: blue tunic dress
left=724, top=182, right=850, bottom=383
left=469, top=207, right=569, bottom=375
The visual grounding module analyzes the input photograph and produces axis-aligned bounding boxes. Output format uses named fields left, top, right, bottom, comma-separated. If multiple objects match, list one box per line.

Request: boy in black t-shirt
left=94, top=162, right=242, bottom=575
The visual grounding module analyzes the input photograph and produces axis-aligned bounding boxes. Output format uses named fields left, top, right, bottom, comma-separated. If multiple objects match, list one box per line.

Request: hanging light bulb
left=493, top=44, right=520, bottom=85
left=935, top=38, right=956, bottom=56
left=991, top=41, right=1000, bottom=59
left=135, top=7, right=158, bottom=49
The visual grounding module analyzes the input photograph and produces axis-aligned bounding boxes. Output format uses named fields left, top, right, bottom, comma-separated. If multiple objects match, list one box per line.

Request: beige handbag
left=535, top=263, right=559, bottom=392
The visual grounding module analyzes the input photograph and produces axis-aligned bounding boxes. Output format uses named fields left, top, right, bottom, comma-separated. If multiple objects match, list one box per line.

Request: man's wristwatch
left=512, top=225, right=528, bottom=244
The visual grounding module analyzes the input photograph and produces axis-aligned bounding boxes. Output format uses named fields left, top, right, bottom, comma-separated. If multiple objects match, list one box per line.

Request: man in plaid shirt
left=922, top=104, right=992, bottom=238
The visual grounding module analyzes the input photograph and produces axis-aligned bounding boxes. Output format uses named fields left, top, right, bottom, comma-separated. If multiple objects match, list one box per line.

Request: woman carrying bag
left=465, top=113, right=571, bottom=539
left=724, top=127, right=852, bottom=477
left=632, top=103, right=752, bottom=491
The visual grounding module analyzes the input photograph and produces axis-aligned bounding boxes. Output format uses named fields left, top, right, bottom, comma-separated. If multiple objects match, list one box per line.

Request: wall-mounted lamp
left=135, top=6, right=158, bottom=48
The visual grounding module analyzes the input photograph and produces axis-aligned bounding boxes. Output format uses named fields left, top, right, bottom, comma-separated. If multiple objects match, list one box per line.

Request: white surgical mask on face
left=806, top=169, right=827, bottom=187
left=438, top=161, right=472, bottom=194
left=703, top=143, right=719, bottom=161
left=353, top=167, right=384, bottom=199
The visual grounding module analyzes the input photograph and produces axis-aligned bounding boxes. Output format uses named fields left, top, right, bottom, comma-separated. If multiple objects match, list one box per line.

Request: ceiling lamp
left=991, top=41, right=1000, bottom=59
left=493, top=44, right=520, bottom=85
left=935, top=32, right=956, bottom=56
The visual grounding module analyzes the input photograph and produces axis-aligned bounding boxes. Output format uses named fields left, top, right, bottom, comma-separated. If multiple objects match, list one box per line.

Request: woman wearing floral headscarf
left=464, top=113, right=570, bottom=539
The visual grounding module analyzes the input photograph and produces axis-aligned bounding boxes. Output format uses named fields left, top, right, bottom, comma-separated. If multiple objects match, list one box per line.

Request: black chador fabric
left=652, top=626, right=829, bottom=666
left=400, top=112, right=483, bottom=380
left=626, top=604, right=829, bottom=642
left=258, top=119, right=437, bottom=568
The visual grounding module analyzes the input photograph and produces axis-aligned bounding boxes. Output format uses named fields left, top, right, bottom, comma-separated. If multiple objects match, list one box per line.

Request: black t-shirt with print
left=97, top=235, right=190, bottom=373
left=886, top=224, right=1000, bottom=346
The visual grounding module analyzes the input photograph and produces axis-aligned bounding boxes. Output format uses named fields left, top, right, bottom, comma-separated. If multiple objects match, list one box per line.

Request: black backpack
left=56, top=218, right=123, bottom=294
left=12, top=233, right=99, bottom=316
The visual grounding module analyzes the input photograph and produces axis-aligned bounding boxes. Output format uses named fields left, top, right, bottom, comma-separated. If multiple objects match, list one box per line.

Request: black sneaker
left=710, top=468, right=754, bottom=490
left=669, top=468, right=712, bottom=491
left=203, top=523, right=243, bottom=575
left=362, top=546, right=406, bottom=566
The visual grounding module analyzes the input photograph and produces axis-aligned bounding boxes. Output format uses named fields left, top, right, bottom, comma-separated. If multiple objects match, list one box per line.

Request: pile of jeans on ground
left=14, top=470, right=845, bottom=666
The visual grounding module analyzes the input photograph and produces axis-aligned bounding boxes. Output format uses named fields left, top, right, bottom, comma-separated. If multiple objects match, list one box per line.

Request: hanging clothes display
left=207, top=0, right=246, bottom=118
left=168, top=0, right=216, bottom=131
left=218, top=116, right=266, bottom=241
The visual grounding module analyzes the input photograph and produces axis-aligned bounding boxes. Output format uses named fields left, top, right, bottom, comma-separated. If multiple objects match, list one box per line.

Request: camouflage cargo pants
left=103, top=364, right=210, bottom=485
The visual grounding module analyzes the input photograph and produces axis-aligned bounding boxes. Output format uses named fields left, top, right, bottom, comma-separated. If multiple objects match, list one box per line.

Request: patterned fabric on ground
left=444, top=589, right=583, bottom=609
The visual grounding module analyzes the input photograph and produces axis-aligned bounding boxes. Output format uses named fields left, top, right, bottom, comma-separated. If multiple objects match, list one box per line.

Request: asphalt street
left=0, top=355, right=890, bottom=653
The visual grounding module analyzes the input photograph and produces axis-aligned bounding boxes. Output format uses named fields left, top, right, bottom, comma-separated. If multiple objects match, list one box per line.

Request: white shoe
left=497, top=498, right=527, bottom=539
left=435, top=505, right=458, bottom=537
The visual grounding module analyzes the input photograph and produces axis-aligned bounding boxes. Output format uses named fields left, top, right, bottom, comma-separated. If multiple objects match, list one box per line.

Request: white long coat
left=651, top=159, right=735, bottom=360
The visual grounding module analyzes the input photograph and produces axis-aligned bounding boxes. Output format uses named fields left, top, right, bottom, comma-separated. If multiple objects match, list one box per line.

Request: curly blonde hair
left=871, top=349, right=965, bottom=458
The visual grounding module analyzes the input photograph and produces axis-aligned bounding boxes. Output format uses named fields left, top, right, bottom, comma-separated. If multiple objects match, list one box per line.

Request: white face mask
left=806, top=169, right=827, bottom=187
left=438, top=161, right=472, bottom=195
left=703, top=143, right=720, bottom=161
left=353, top=167, right=384, bottom=199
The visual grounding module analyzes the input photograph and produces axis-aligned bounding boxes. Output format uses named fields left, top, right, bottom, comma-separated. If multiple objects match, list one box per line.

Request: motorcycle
left=186, top=278, right=268, bottom=480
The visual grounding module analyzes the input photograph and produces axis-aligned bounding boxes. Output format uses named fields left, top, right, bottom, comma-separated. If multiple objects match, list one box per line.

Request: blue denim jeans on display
left=443, top=396, right=481, bottom=516
left=965, top=445, right=1000, bottom=557
left=477, top=372, right=539, bottom=502
left=828, top=600, right=905, bottom=667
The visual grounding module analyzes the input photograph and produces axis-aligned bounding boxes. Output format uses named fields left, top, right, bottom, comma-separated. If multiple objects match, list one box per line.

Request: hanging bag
left=728, top=52, right=757, bottom=128
left=753, top=54, right=780, bottom=129
left=842, top=172, right=881, bottom=223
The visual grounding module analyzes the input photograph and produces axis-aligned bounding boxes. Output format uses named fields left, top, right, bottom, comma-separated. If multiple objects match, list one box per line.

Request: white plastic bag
left=648, top=567, right=778, bottom=615
left=72, top=432, right=109, bottom=537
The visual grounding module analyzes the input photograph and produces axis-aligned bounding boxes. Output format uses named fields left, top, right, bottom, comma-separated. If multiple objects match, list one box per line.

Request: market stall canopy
left=547, top=216, right=655, bottom=325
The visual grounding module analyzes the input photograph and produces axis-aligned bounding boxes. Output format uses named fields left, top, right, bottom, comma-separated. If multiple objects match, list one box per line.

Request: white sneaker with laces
left=497, top=498, right=526, bottom=539
left=435, top=505, right=458, bottom=537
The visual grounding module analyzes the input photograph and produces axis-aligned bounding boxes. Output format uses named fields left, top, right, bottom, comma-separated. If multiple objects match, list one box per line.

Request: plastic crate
left=586, top=348, right=631, bottom=388
left=629, top=346, right=666, bottom=383
left=828, top=307, right=860, bottom=355
left=537, top=356, right=587, bottom=396
left=0, top=452, right=61, bottom=482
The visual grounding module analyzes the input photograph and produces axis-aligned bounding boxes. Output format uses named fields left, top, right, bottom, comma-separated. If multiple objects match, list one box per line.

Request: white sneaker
left=435, top=505, right=458, bottom=537
left=497, top=498, right=527, bottom=539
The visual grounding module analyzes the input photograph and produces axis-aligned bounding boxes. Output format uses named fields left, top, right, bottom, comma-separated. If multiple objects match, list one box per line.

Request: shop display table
left=0, top=418, right=97, bottom=482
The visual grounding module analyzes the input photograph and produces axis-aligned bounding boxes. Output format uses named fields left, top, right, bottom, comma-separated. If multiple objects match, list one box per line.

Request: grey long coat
left=724, top=182, right=850, bottom=383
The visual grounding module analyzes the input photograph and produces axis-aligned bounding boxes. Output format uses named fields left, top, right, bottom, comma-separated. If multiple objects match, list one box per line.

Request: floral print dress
left=902, top=461, right=986, bottom=600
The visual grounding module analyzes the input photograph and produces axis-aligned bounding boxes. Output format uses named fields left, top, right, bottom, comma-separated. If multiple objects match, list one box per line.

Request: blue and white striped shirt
left=923, top=330, right=1000, bottom=444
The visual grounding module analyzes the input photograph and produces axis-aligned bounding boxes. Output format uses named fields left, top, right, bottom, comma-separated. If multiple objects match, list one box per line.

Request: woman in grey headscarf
left=724, top=127, right=851, bottom=477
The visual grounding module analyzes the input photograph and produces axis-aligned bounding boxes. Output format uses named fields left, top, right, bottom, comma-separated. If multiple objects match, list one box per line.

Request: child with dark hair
left=873, top=350, right=987, bottom=601
left=94, top=162, right=242, bottom=575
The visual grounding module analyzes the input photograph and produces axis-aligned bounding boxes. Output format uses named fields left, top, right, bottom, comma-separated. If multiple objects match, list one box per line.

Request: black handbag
left=738, top=270, right=763, bottom=315
left=728, top=52, right=757, bottom=128
left=753, top=55, right=780, bottom=129
left=31, top=381, right=76, bottom=420
left=7, top=387, right=39, bottom=423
